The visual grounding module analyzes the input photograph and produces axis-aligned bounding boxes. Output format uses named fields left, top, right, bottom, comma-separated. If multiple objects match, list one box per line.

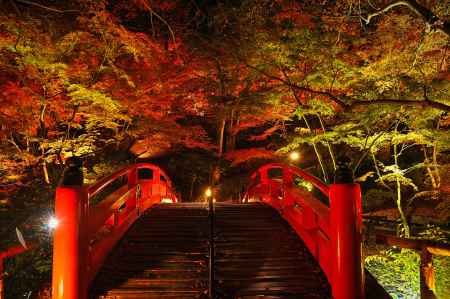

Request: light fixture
left=205, top=187, right=212, bottom=197
left=47, top=216, right=59, bottom=230
left=289, top=151, right=300, bottom=161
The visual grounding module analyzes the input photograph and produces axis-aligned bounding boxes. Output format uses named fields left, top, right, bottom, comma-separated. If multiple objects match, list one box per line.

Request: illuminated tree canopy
left=0, top=0, right=448, bottom=226
left=0, top=0, right=449, bottom=298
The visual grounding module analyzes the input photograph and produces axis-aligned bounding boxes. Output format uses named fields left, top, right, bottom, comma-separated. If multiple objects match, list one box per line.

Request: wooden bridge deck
left=90, top=203, right=331, bottom=298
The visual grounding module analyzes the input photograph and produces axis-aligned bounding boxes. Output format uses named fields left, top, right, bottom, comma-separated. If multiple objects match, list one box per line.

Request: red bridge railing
left=51, top=161, right=177, bottom=299
left=246, top=163, right=363, bottom=299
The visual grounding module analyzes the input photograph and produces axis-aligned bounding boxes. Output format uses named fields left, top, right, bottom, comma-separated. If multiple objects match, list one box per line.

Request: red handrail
left=246, top=163, right=363, bottom=299
left=51, top=163, right=177, bottom=299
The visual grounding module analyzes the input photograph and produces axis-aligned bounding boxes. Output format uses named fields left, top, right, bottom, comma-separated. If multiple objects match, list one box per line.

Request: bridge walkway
left=90, top=203, right=331, bottom=299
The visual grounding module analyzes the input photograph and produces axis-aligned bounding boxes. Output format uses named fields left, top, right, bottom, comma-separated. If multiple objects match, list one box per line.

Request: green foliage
left=4, top=250, right=50, bottom=298
left=293, top=99, right=335, bottom=117
left=365, top=249, right=420, bottom=299
left=294, top=177, right=314, bottom=192
left=67, top=84, right=123, bottom=114
left=434, top=256, right=450, bottom=299
left=45, top=134, right=99, bottom=161
left=366, top=246, right=450, bottom=299
left=417, top=224, right=450, bottom=243
left=377, top=169, right=419, bottom=191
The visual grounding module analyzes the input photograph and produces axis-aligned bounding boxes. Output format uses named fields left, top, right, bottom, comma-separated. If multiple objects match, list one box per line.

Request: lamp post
left=205, top=187, right=215, bottom=298
left=205, top=187, right=212, bottom=198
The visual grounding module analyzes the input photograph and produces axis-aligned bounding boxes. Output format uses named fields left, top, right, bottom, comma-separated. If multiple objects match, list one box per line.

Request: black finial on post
left=334, top=155, right=354, bottom=184
left=60, top=156, right=84, bottom=186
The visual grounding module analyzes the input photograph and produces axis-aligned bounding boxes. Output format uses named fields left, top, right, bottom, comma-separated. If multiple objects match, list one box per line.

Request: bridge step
left=90, top=203, right=331, bottom=299
left=91, top=204, right=210, bottom=298
left=213, top=203, right=331, bottom=298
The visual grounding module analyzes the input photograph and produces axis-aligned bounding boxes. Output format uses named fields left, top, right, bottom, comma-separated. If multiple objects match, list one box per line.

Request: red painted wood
left=51, top=163, right=177, bottom=299
left=52, top=187, right=88, bottom=299
left=329, top=184, right=363, bottom=299
left=246, top=163, right=363, bottom=299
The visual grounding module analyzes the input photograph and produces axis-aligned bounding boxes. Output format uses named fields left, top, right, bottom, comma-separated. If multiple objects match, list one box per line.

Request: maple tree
left=0, top=0, right=448, bottom=226
left=0, top=1, right=449, bottom=297
left=0, top=0, right=216, bottom=187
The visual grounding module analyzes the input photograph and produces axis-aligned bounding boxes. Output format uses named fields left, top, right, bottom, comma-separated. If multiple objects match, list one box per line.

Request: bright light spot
left=289, top=151, right=300, bottom=161
left=48, top=216, right=59, bottom=230
left=205, top=187, right=212, bottom=197
left=161, top=198, right=173, bottom=203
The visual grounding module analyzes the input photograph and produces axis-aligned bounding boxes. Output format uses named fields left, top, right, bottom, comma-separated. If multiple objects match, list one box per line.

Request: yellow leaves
left=66, top=84, right=130, bottom=127
left=374, top=79, right=396, bottom=94
left=56, top=31, right=82, bottom=54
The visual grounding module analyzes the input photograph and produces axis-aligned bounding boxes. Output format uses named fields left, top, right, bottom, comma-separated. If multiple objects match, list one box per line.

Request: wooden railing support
left=52, top=157, right=88, bottom=299
left=329, top=183, right=363, bottom=299
left=208, top=194, right=215, bottom=299
left=247, top=162, right=368, bottom=299
left=50, top=160, right=177, bottom=299
left=329, top=160, right=363, bottom=299
left=0, top=256, right=4, bottom=299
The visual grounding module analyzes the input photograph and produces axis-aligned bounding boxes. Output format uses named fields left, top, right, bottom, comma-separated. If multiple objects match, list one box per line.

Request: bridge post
left=329, top=159, right=364, bottom=299
left=52, top=157, right=88, bottom=299
left=0, top=256, right=3, bottom=299
left=127, top=167, right=138, bottom=211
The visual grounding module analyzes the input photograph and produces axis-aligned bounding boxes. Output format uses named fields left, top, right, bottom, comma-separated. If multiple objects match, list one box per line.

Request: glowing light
left=205, top=187, right=212, bottom=197
left=289, top=151, right=300, bottom=161
left=48, top=216, right=59, bottom=230
left=161, top=198, right=173, bottom=203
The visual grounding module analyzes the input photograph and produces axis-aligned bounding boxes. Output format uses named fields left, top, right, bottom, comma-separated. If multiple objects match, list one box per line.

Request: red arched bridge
left=1, top=162, right=393, bottom=299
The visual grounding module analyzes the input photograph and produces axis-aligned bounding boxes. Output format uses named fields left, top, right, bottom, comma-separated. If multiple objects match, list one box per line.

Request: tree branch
left=244, top=62, right=349, bottom=107
left=244, top=62, right=450, bottom=112
left=348, top=98, right=450, bottom=111
left=362, top=0, right=450, bottom=37
left=14, top=0, right=79, bottom=13
left=139, top=0, right=176, bottom=45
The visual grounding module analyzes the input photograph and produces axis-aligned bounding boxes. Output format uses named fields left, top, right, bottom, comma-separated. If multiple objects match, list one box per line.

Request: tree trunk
left=226, top=108, right=238, bottom=152
left=288, top=87, right=329, bottom=183
left=301, top=113, right=329, bottom=183
left=38, top=103, right=48, bottom=138
left=316, top=113, right=336, bottom=171
left=423, top=146, right=438, bottom=189
left=218, top=118, right=226, bottom=157
left=189, top=175, right=197, bottom=201
left=393, top=124, right=410, bottom=237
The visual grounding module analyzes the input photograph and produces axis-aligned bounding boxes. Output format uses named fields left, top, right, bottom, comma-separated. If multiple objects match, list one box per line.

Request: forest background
left=0, top=0, right=449, bottom=298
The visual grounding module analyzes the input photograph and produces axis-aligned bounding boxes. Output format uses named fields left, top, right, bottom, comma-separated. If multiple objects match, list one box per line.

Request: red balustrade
left=246, top=163, right=363, bottom=299
left=51, top=163, right=177, bottom=299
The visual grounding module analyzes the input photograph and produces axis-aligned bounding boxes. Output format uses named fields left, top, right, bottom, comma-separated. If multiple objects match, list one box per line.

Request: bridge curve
left=46, top=161, right=390, bottom=299
left=52, top=162, right=178, bottom=299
